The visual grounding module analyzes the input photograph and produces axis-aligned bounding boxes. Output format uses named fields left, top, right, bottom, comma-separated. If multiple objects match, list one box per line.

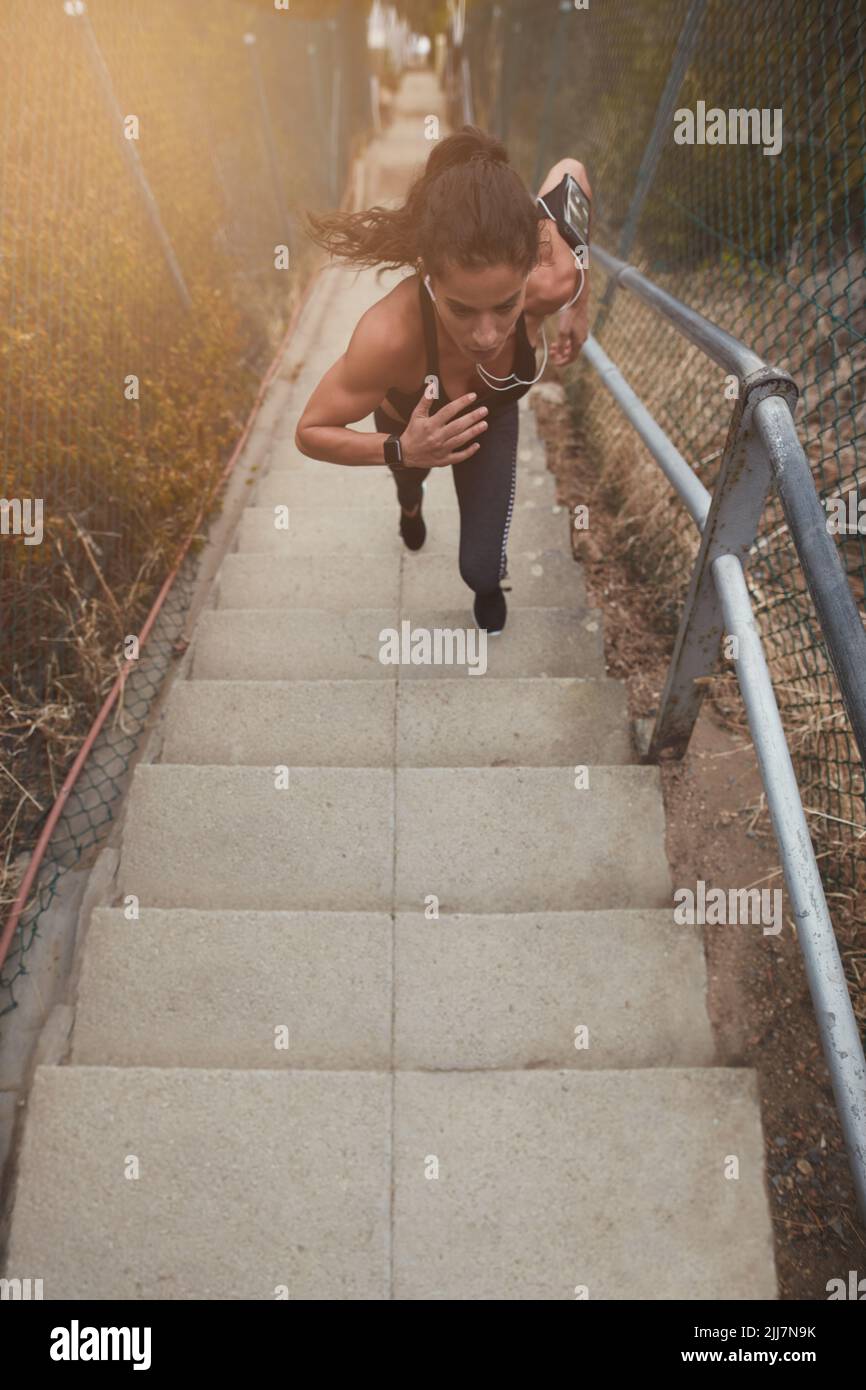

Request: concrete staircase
left=2, top=74, right=778, bottom=1301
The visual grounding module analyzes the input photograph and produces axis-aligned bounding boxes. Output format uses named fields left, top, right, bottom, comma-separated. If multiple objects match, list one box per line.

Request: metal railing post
left=69, top=2, right=192, bottom=312
left=649, top=369, right=798, bottom=760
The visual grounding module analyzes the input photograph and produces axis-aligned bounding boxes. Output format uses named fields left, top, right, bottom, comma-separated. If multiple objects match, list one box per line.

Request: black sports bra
left=383, top=178, right=583, bottom=423
left=383, top=273, right=538, bottom=422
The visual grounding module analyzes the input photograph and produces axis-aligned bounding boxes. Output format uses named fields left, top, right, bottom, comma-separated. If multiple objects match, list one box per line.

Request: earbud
left=424, top=273, right=437, bottom=303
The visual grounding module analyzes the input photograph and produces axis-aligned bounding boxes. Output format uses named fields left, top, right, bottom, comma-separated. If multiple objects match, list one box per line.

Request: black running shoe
left=473, top=586, right=507, bottom=635
left=399, top=484, right=426, bottom=551
left=399, top=506, right=426, bottom=550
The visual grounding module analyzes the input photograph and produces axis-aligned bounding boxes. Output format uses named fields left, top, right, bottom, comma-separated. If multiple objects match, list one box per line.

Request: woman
left=294, top=125, right=591, bottom=634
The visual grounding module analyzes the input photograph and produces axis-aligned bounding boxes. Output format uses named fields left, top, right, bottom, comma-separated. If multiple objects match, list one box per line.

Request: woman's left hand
left=548, top=306, right=588, bottom=367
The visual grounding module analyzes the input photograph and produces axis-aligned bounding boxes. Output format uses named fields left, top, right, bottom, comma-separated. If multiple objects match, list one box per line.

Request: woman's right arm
left=294, top=306, right=402, bottom=466
left=294, top=303, right=487, bottom=468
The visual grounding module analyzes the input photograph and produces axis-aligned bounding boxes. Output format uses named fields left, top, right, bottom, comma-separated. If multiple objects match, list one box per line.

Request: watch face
left=385, top=435, right=402, bottom=465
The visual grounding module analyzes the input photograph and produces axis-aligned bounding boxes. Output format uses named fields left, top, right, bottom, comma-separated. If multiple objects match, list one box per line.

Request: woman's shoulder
left=347, top=271, right=423, bottom=384
left=362, top=271, right=421, bottom=349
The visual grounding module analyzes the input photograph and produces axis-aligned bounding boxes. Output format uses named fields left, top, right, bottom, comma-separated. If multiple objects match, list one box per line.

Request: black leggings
left=374, top=402, right=519, bottom=596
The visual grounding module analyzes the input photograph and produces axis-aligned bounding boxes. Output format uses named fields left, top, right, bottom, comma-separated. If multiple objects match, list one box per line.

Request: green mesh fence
left=0, top=0, right=373, bottom=1017
left=460, top=0, right=866, bottom=931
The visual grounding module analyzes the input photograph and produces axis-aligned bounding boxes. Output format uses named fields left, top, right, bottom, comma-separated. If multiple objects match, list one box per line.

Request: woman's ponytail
left=302, top=124, right=541, bottom=280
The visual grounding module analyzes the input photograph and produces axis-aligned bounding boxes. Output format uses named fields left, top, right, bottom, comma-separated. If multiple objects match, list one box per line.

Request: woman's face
left=425, top=261, right=528, bottom=362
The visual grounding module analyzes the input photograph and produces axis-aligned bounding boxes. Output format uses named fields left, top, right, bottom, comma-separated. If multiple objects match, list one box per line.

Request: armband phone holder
left=537, top=171, right=591, bottom=310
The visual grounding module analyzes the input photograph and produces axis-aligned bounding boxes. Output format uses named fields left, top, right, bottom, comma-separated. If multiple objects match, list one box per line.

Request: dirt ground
left=531, top=383, right=866, bottom=1301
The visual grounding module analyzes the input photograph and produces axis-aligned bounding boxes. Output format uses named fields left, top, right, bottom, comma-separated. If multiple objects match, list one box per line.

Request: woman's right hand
left=400, top=391, right=489, bottom=468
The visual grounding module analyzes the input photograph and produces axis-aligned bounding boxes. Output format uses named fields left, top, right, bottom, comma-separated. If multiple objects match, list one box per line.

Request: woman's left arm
left=526, top=158, right=592, bottom=366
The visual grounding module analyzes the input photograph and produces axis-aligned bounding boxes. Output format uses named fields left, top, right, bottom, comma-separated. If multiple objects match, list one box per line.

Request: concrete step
left=162, top=680, right=396, bottom=766
left=369, top=606, right=606, bottom=682
left=70, top=907, right=711, bottom=1071
left=236, top=504, right=400, bottom=554
left=401, top=550, right=587, bottom=610
left=5, top=1065, right=776, bottom=1299
left=252, top=462, right=557, bottom=512
left=117, top=765, right=394, bottom=911
left=160, top=677, right=632, bottom=766
left=393, top=910, right=714, bottom=1068
left=393, top=765, right=670, bottom=913
left=216, top=553, right=400, bottom=610
left=391, top=1069, right=777, bottom=1299
left=395, top=677, right=630, bottom=764
left=71, top=909, right=392, bottom=1069
left=254, top=469, right=416, bottom=509
left=517, top=440, right=553, bottom=474
left=234, top=505, right=574, bottom=557
left=266, top=441, right=342, bottom=472
left=117, top=763, right=668, bottom=912
left=6, top=1065, right=391, bottom=1300
left=266, top=436, right=554, bottom=478
left=214, top=548, right=585, bottom=612
left=270, top=408, right=302, bottom=442
left=189, top=608, right=606, bottom=681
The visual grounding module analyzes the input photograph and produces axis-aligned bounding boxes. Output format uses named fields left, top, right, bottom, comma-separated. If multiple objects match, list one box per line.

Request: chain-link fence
left=460, top=0, right=866, bottom=941
left=0, top=0, right=373, bottom=1015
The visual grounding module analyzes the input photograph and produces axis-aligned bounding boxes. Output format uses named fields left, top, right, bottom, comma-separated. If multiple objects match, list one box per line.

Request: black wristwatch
left=383, top=433, right=403, bottom=466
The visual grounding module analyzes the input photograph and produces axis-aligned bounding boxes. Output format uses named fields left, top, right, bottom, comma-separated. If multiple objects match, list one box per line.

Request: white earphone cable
left=423, top=273, right=551, bottom=391
left=475, top=322, right=549, bottom=390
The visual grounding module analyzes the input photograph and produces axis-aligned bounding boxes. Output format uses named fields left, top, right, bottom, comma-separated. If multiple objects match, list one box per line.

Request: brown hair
left=302, top=125, right=546, bottom=280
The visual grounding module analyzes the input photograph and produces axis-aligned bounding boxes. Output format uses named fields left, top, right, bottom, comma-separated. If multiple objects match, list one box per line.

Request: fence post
left=649, top=369, right=798, bottom=761
left=532, top=1, right=573, bottom=192
left=595, top=0, right=707, bottom=330
left=330, top=70, right=343, bottom=204
left=243, top=31, right=293, bottom=254
left=446, top=0, right=474, bottom=125
left=370, top=74, right=382, bottom=135
left=493, top=1, right=515, bottom=144
left=307, top=22, right=325, bottom=136
left=67, top=1, right=192, bottom=311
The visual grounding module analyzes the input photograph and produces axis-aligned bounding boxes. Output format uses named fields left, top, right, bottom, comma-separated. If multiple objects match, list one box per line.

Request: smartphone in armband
left=561, top=171, right=591, bottom=252
left=538, top=171, right=591, bottom=309
left=537, top=170, right=591, bottom=306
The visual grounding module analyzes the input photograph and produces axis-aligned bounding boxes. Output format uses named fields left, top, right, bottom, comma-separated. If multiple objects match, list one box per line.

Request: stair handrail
left=580, top=244, right=866, bottom=1224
